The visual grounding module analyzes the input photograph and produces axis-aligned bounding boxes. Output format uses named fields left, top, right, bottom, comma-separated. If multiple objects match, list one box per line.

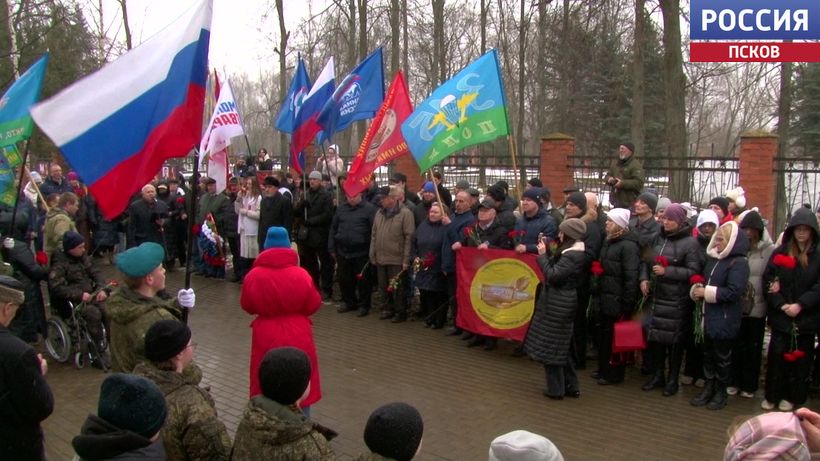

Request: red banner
left=343, top=71, right=413, bottom=197
left=456, top=247, right=544, bottom=341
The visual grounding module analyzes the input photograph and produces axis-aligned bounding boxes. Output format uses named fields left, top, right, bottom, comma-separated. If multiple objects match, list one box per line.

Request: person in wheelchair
left=48, top=231, right=110, bottom=360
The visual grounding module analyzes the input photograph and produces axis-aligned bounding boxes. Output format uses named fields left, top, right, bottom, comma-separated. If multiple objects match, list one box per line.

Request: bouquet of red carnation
left=689, top=274, right=707, bottom=344
left=386, top=269, right=406, bottom=294
left=463, top=225, right=481, bottom=246
left=783, top=322, right=807, bottom=362
left=637, top=255, right=671, bottom=312
left=586, top=260, right=605, bottom=319
left=356, top=262, right=369, bottom=281
left=771, top=254, right=797, bottom=300
left=422, top=251, right=436, bottom=269
left=507, top=229, right=526, bottom=245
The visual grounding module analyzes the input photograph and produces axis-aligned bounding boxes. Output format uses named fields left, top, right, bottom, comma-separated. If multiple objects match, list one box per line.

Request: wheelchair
left=44, top=300, right=109, bottom=371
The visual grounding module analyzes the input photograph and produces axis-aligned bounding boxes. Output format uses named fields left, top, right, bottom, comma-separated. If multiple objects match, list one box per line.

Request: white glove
left=2, top=238, right=13, bottom=249
left=177, top=288, right=196, bottom=309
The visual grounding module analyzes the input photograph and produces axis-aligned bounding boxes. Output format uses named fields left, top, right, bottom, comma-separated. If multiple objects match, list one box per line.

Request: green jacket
left=43, top=207, right=77, bottom=259
left=48, top=251, right=106, bottom=304
left=106, top=285, right=183, bottom=373
left=605, top=154, right=645, bottom=209
left=231, top=396, right=335, bottom=461
left=133, top=361, right=232, bottom=461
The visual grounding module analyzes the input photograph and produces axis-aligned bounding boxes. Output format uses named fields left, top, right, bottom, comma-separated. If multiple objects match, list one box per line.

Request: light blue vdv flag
left=0, top=53, right=49, bottom=146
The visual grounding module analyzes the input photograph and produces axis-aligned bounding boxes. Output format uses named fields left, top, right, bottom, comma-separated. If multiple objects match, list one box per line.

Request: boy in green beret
left=106, top=242, right=196, bottom=373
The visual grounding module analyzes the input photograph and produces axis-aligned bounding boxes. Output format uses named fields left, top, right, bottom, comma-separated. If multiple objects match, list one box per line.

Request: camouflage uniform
left=48, top=251, right=109, bottom=346
left=105, top=285, right=183, bottom=373
left=43, top=207, right=77, bottom=259
left=133, top=361, right=232, bottom=461
left=231, top=396, right=336, bottom=461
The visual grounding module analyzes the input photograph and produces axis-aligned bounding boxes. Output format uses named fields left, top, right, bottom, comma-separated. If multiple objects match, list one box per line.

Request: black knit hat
left=709, top=196, right=730, bottom=217
left=487, top=184, right=506, bottom=202
left=621, top=142, right=635, bottom=154
left=62, top=231, right=85, bottom=251
left=637, top=192, right=658, bottom=213
left=566, top=191, right=587, bottom=214
left=527, top=178, right=543, bottom=188
left=363, top=402, right=424, bottom=461
left=739, top=210, right=765, bottom=233
left=98, top=374, right=167, bottom=438
left=522, top=188, right=541, bottom=202
left=144, top=320, right=191, bottom=363
left=259, top=347, right=311, bottom=405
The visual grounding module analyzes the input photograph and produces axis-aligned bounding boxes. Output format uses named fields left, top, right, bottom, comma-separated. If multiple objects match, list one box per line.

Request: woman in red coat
left=240, top=226, right=322, bottom=409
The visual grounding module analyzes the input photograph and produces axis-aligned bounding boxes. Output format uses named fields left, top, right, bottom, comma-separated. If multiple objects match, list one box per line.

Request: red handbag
left=612, top=319, right=646, bottom=353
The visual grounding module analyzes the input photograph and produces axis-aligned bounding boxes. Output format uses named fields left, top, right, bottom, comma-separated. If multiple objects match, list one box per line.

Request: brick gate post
left=394, top=151, right=423, bottom=193
left=738, top=131, right=777, bottom=233
left=540, top=134, right=575, bottom=200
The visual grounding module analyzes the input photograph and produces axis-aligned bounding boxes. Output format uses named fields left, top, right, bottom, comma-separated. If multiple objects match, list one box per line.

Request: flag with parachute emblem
left=400, top=49, right=509, bottom=172
left=0, top=54, right=48, bottom=146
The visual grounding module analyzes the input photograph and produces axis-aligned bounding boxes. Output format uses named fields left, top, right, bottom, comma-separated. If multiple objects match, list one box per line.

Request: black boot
left=642, top=372, right=665, bottom=391
left=707, top=382, right=728, bottom=410
left=663, top=344, right=683, bottom=396
left=690, top=380, right=715, bottom=407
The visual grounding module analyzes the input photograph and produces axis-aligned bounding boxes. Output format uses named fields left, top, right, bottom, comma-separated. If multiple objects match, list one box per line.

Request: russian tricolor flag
left=289, top=57, right=335, bottom=174
left=31, top=0, right=212, bottom=219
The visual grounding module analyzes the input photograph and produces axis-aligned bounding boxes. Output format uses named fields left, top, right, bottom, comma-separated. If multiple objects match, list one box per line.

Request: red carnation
left=792, top=349, right=806, bottom=360
left=176, top=197, right=186, bottom=205
left=783, top=351, right=797, bottom=362
left=590, top=260, right=604, bottom=277
left=386, top=286, right=394, bottom=294
left=655, top=256, right=670, bottom=267
left=35, top=251, right=48, bottom=266
left=773, top=254, right=797, bottom=270
left=192, top=224, right=201, bottom=235
left=356, top=273, right=364, bottom=281
left=689, top=274, right=706, bottom=286
left=463, top=226, right=474, bottom=236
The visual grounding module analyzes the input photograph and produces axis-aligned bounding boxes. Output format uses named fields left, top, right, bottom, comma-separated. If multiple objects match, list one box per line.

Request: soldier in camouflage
left=134, top=320, right=232, bottom=461
left=231, top=347, right=336, bottom=461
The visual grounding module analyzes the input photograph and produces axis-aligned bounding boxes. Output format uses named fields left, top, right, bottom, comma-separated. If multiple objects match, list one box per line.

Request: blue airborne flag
left=275, top=56, right=311, bottom=134
left=316, top=47, right=384, bottom=141
left=0, top=54, right=49, bottom=146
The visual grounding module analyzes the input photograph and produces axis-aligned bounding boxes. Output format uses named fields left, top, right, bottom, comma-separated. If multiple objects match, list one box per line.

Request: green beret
left=115, top=242, right=165, bottom=277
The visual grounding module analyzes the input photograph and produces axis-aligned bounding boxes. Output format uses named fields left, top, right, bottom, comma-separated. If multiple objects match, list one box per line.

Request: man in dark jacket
left=39, top=163, right=73, bottom=197
left=630, top=192, right=661, bottom=263
left=258, top=176, right=293, bottom=249
left=295, top=171, right=335, bottom=299
left=329, top=191, right=376, bottom=316
left=441, top=191, right=477, bottom=336
left=388, top=172, right=420, bottom=205
left=127, top=184, right=169, bottom=249
left=413, top=181, right=437, bottom=228
left=2, top=211, right=48, bottom=343
left=514, top=188, right=558, bottom=254
left=605, top=142, right=645, bottom=209
left=486, top=183, right=516, bottom=230
left=222, top=178, right=241, bottom=282
left=0, top=275, right=54, bottom=461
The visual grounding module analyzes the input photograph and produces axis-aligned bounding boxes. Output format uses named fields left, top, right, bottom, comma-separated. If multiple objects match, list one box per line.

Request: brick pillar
left=738, top=131, right=777, bottom=232
left=394, top=153, right=423, bottom=194
left=540, top=133, right=575, bottom=200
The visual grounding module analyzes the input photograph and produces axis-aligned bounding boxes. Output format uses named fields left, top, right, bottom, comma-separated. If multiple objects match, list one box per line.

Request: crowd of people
left=1, top=140, right=820, bottom=460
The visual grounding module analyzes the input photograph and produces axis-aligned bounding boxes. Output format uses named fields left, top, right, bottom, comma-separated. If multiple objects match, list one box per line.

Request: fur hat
left=115, top=242, right=165, bottom=277
left=263, top=227, right=290, bottom=250
left=363, top=402, right=424, bottom=461
left=565, top=192, right=587, bottom=214
left=637, top=192, right=659, bottom=213
left=62, top=231, right=85, bottom=251
left=709, top=196, right=730, bottom=217
left=725, top=186, right=746, bottom=209
left=606, top=208, right=631, bottom=230
left=664, top=204, right=688, bottom=225
left=559, top=218, right=586, bottom=241
left=489, top=430, right=564, bottom=461
left=97, top=374, right=167, bottom=438
left=0, top=275, right=25, bottom=305
left=522, top=188, right=541, bottom=203
left=259, top=347, right=311, bottom=405
left=144, top=320, right=191, bottom=363
left=696, top=209, right=720, bottom=230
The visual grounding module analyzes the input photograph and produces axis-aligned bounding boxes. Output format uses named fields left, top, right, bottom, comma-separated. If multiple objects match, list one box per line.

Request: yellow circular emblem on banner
left=469, top=257, right=538, bottom=330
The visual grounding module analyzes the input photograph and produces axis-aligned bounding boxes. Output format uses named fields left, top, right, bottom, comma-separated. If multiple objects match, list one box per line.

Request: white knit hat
left=489, top=430, right=564, bottom=461
left=606, top=208, right=631, bottom=230
left=696, top=209, right=720, bottom=229
left=725, top=186, right=746, bottom=209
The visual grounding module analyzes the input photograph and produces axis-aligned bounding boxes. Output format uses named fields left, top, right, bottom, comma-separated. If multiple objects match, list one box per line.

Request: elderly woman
left=690, top=221, right=750, bottom=410
left=760, top=208, right=820, bottom=411
left=640, top=203, right=701, bottom=397
left=524, top=218, right=588, bottom=400
left=411, top=202, right=450, bottom=329
left=235, top=176, right=262, bottom=280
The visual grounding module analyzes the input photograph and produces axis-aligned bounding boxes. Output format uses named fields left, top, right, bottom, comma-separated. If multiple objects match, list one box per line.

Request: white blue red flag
left=199, top=79, right=244, bottom=193
left=316, top=48, right=384, bottom=142
left=275, top=56, right=310, bottom=134
left=31, top=0, right=212, bottom=219
left=288, top=57, right=335, bottom=175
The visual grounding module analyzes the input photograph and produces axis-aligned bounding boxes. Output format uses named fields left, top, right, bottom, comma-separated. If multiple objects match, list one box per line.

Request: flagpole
left=8, top=140, right=31, bottom=236
left=183, top=146, right=201, bottom=324
left=507, top=135, right=521, bottom=209
left=427, top=169, right=444, bottom=209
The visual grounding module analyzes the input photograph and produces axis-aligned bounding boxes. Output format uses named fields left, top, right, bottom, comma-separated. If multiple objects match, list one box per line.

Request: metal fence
left=775, top=157, right=820, bottom=216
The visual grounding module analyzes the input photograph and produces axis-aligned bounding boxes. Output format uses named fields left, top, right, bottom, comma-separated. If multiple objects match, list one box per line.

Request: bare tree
left=275, top=0, right=289, bottom=160
left=389, top=0, right=400, bottom=74
left=660, top=0, right=688, bottom=200
left=775, top=61, right=793, bottom=231
left=116, top=0, right=132, bottom=50
left=631, top=0, right=645, bottom=155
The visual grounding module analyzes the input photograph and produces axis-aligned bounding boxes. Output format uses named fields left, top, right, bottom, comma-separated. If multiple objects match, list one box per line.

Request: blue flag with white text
left=275, top=56, right=311, bottom=134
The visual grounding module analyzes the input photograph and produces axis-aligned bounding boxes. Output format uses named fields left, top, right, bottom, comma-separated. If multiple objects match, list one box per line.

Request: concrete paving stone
left=39, top=265, right=817, bottom=460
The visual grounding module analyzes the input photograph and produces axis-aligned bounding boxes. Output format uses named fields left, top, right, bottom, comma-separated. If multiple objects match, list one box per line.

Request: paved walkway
left=41, top=267, right=813, bottom=460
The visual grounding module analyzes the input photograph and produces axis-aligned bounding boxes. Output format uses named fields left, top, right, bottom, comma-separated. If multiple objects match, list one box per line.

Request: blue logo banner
left=691, top=0, right=820, bottom=40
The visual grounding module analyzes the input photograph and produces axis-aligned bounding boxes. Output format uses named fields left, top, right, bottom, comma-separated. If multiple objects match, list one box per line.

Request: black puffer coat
left=524, top=241, right=586, bottom=365
left=641, top=222, right=701, bottom=344
left=598, top=231, right=641, bottom=317
left=700, top=222, right=750, bottom=340
left=294, top=187, right=333, bottom=249
left=762, top=208, right=820, bottom=334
